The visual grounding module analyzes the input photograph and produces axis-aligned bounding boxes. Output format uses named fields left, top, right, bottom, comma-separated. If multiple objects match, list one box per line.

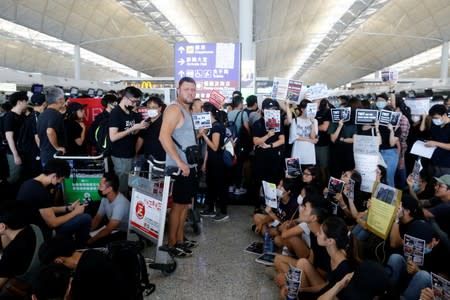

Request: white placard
left=306, top=103, right=318, bottom=118
left=262, top=180, right=278, bottom=209
left=404, top=98, right=431, bottom=115
left=354, top=135, right=380, bottom=192
left=129, top=190, right=162, bottom=239
left=305, top=83, right=328, bottom=100
left=192, top=112, right=212, bottom=129
left=264, top=109, right=281, bottom=132
left=410, top=140, right=436, bottom=159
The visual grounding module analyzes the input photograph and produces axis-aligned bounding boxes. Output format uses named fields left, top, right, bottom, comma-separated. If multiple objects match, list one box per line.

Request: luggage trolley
left=54, top=153, right=106, bottom=208
left=127, top=159, right=178, bottom=275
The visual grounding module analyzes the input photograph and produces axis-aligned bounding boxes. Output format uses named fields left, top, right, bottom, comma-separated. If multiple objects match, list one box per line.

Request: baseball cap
left=407, top=220, right=434, bottom=243
left=30, top=93, right=46, bottom=106
left=67, top=102, right=86, bottom=114
left=434, top=174, right=450, bottom=188
left=261, top=98, right=280, bottom=110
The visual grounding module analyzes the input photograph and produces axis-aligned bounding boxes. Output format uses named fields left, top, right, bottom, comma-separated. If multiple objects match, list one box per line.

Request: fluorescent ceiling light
left=0, top=18, right=149, bottom=78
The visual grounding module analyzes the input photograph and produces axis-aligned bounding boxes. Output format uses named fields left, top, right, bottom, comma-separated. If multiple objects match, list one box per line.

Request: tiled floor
left=142, top=205, right=279, bottom=300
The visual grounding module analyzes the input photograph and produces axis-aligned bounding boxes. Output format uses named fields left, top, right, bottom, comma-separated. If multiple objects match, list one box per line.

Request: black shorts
left=172, top=168, right=198, bottom=204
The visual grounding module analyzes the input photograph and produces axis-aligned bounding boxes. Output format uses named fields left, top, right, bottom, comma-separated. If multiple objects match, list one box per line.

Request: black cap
left=67, top=102, right=86, bottom=114
left=407, top=220, right=434, bottom=243
left=261, top=98, right=280, bottom=110
left=30, top=93, right=46, bottom=106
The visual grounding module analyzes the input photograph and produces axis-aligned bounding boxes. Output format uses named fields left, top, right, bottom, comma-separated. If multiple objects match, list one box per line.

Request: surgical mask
left=432, top=118, right=443, bottom=126
left=411, top=115, right=421, bottom=123
left=147, top=109, right=158, bottom=118
left=335, top=102, right=341, bottom=108
left=297, top=195, right=304, bottom=205
left=412, top=182, right=421, bottom=193
left=424, top=246, right=433, bottom=255
left=376, top=102, right=386, bottom=109
left=276, top=189, right=283, bottom=198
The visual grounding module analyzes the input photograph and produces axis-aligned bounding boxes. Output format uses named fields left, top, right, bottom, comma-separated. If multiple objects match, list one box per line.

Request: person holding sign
left=287, top=99, right=318, bottom=167
left=425, top=104, right=450, bottom=177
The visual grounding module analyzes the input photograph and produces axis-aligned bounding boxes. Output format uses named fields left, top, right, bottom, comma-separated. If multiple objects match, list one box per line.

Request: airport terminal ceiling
left=0, top=0, right=450, bottom=88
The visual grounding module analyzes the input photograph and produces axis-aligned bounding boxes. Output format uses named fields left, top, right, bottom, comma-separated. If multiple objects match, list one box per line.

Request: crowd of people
left=0, top=77, right=449, bottom=299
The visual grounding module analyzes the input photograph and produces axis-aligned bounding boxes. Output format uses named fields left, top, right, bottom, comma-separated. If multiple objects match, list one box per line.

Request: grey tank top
left=166, top=103, right=197, bottom=167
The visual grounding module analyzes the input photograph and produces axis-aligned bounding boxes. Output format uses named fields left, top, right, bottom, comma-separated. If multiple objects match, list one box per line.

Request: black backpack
left=88, top=113, right=110, bottom=154
left=107, top=240, right=155, bottom=300
left=225, top=111, right=241, bottom=141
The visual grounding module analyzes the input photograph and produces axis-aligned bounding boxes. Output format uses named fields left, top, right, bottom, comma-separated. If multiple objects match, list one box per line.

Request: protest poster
left=271, top=77, right=303, bottom=103
left=306, top=103, right=318, bottom=118
left=262, top=181, right=278, bottom=209
left=353, top=135, right=379, bottom=192
left=209, top=90, right=225, bottom=109
left=381, top=68, right=398, bottom=83
left=378, top=110, right=393, bottom=126
left=192, top=112, right=212, bottom=129
left=286, top=265, right=302, bottom=299
left=328, top=177, right=345, bottom=194
left=287, top=80, right=303, bottom=103
left=331, top=107, right=351, bottom=123
left=404, top=234, right=425, bottom=266
left=410, top=140, right=436, bottom=159
left=285, top=158, right=301, bottom=177
left=431, top=272, right=450, bottom=300
left=404, top=98, right=431, bottom=115
left=366, top=182, right=402, bottom=240
left=305, top=83, right=329, bottom=100
left=355, top=109, right=379, bottom=125
left=264, top=109, right=281, bottom=132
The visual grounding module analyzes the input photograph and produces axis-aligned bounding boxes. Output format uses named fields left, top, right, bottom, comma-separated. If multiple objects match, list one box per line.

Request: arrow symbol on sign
left=177, top=58, right=185, bottom=66
left=178, top=46, right=185, bottom=54
left=178, top=70, right=185, bottom=78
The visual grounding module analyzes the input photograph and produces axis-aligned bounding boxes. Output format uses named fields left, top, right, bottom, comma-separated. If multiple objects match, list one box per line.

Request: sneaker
left=212, top=213, right=230, bottom=222
left=228, top=186, right=236, bottom=193
left=233, top=187, right=247, bottom=195
left=199, top=210, right=216, bottom=217
left=182, top=238, right=198, bottom=248
left=168, top=244, right=193, bottom=257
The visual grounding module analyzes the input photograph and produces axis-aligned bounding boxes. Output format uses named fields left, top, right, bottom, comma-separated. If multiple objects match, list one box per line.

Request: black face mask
left=98, top=190, right=106, bottom=198
left=125, top=105, right=134, bottom=111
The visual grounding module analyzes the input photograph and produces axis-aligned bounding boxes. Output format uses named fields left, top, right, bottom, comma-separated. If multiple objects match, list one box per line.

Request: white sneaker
left=228, top=186, right=235, bottom=193
left=233, top=188, right=247, bottom=195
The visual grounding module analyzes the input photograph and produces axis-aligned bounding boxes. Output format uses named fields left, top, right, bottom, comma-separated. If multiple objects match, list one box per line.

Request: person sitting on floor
left=88, top=172, right=130, bottom=247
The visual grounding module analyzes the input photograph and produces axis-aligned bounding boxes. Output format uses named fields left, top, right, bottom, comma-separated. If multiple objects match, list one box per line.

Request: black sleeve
left=3, top=112, right=14, bottom=132
left=108, top=109, right=121, bottom=129
left=251, top=119, right=267, bottom=138
left=47, top=112, right=63, bottom=130
left=66, top=121, right=82, bottom=140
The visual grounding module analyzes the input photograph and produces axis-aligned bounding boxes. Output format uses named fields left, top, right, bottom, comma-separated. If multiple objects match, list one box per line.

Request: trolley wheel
left=161, top=260, right=177, bottom=276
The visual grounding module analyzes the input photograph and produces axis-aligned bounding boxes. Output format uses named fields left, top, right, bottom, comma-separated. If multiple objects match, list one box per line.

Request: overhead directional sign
left=174, top=42, right=241, bottom=102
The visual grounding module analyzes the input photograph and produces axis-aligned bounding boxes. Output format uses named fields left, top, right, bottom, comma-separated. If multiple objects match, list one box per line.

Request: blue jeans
left=385, top=254, right=431, bottom=300
left=55, top=213, right=92, bottom=246
left=111, top=156, right=133, bottom=194
left=352, top=224, right=370, bottom=241
left=380, top=148, right=399, bottom=187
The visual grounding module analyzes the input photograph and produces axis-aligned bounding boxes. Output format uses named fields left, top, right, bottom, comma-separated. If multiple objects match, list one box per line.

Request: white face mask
left=411, top=115, right=421, bottom=123
left=297, top=195, right=304, bottom=205
left=147, top=109, right=159, bottom=118
left=432, top=118, right=443, bottom=126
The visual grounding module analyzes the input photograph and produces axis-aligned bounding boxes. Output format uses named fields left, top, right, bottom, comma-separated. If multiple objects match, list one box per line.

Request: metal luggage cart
left=127, top=159, right=178, bottom=275
left=53, top=153, right=107, bottom=205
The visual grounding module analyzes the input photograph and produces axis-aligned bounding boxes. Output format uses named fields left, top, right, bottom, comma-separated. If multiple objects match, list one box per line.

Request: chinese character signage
left=174, top=43, right=241, bottom=101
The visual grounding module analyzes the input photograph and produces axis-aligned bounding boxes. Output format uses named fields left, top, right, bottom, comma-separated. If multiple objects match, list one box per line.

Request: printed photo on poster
left=192, top=112, right=212, bottom=129
left=331, top=107, right=351, bottom=123
left=264, top=109, right=281, bottom=132
left=404, top=234, right=425, bottom=266
left=431, top=272, right=450, bottom=300
left=373, top=182, right=401, bottom=205
left=328, top=177, right=345, bottom=195
left=285, top=157, right=301, bottom=177
left=306, top=103, right=318, bottom=118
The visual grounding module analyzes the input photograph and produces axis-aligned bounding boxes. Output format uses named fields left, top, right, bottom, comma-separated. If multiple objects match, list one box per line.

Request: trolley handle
left=165, top=166, right=181, bottom=176
left=53, top=152, right=103, bottom=160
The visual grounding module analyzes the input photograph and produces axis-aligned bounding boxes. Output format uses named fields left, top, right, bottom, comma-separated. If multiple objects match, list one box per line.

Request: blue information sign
left=174, top=42, right=241, bottom=101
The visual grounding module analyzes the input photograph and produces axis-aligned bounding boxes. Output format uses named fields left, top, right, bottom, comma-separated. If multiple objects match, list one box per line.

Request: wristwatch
left=340, top=137, right=345, bottom=142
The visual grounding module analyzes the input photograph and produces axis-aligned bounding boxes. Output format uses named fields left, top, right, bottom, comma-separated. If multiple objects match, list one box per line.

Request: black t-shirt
left=3, top=110, right=24, bottom=154
left=311, top=231, right=331, bottom=273
left=71, top=250, right=124, bottom=300
left=65, top=119, right=85, bottom=155
left=109, top=106, right=141, bottom=158
left=316, top=109, right=332, bottom=146
left=21, top=111, right=40, bottom=157
left=326, top=259, right=353, bottom=290
left=138, top=116, right=165, bottom=161
left=37, top=108, right=65, bottom=164
left=379, top=125, right=401, bottom=150
left=0, top=226, right=36, bottom=278
left=206, top=121, right=225, bottom=165
left=276, top=196, right=299, bottom=222
left=430, top=123, right=450, bottom=167
left=252, top=117, right=285, bottom=153
left=16, top=179, right=52, bottom=237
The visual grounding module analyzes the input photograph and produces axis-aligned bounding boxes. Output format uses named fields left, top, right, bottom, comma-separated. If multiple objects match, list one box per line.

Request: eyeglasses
left=126, top=96, right=140, bottom=103
left=435, top=183, right=449, bottom=190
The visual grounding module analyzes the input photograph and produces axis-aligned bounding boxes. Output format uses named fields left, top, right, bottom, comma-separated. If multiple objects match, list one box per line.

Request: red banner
left=67, top=98, right=103, bottom=130
left=209, top=90, right=225, bottom=109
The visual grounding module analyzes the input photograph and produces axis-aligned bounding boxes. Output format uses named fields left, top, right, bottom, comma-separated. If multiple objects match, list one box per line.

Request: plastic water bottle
left=263, top=229, right=273, bottom=253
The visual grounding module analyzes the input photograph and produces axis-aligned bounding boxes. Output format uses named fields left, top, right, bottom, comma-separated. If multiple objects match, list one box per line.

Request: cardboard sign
left=331, top=107, right=351, bottom=123
left=305, top=83, right=329, bottom=100
left=355, top=109, right=379, bottom=125
left=209, top=90, right=225, bottom=109
left=353, top=135, right=380, bottom=192
left=271, top=77, right=303, bottom=103
left=404, top=98, right=431, bottom=115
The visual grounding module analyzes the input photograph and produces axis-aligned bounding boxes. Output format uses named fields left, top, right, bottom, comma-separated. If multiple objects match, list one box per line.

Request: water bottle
left=263, top=228, right=273, bottom=254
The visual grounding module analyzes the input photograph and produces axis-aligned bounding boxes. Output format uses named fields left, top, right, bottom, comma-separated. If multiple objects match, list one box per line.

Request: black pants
left=205, top=161, right=227, bottom=214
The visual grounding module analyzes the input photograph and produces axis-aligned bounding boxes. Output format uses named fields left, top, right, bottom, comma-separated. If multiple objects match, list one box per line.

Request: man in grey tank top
left=159, top=77, right=199, bottom=257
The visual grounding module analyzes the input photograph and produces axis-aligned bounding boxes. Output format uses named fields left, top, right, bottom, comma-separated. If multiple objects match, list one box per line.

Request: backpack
left=88, top=114, right=110, bottom=154
left=225, top=111, right=242, bottom=141
left=107, top=240, right=155, bottom=300
left=236, top=109, right=253, bottom=156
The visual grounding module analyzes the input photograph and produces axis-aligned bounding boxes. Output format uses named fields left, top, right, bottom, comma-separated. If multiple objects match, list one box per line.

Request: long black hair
left=202, top=102, right=226, bottom=124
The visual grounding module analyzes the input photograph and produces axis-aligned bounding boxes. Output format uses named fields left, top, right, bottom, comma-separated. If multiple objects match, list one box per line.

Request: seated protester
left=385, top=220, right=449, bottom=300
left=88, top=172, right=130, bottom=247
left=425, top=104, right=450, bottom=176
left=351, top=164, right=387, bottom=241
left=279, top=216, right=354, bottom=300
left=423, top=174, right=450, bottom=250
left=64, top=102, right=87, bottom=156
left=405, top=169, right=435, bottom=202
left=0, top=201, right=43, bottom=300
left=16, top=159, right=91, bottom=246
left=389, top=195, right=425, bottom=251
left=318, top=260, right=388, bottom=300
left=32, top=263, right=72, bottom=300
left=274, top=190, right=329, bottom=276
left=252, top=178, right=299, bottom=238
left=38, top=235, right=125, bottom=300
left=301, top=165, right=324, bottom=192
